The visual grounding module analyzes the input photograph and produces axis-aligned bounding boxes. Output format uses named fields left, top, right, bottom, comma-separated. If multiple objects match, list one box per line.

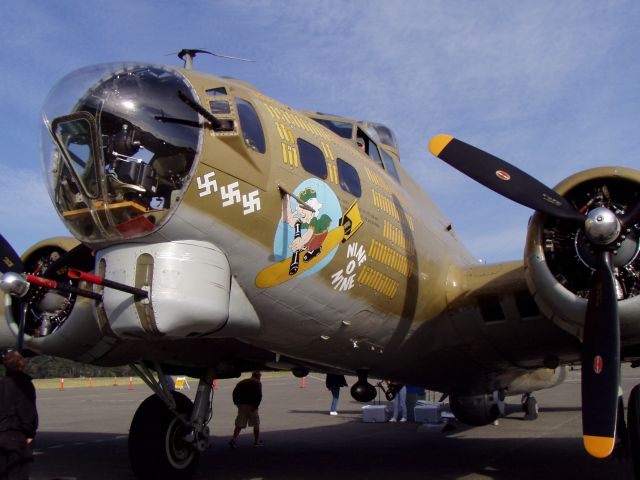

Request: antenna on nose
left=175, top=48, right=255, bottom=69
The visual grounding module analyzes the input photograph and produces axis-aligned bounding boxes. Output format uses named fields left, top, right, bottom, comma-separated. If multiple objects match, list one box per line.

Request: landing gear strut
left=128, top=364, right=214, bottom=480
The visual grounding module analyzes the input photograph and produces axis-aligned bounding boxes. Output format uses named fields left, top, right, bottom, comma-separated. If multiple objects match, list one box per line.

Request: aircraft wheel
left=523, top=395, right=539, bottom=421
left=628, top=385, right=640, bottom=479
left=129, top=391, right=199, bottom=480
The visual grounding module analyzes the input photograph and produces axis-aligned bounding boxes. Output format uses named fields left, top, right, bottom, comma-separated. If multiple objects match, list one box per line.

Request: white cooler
left=414, top=402, right=443, bottom=423
left=362, top=404, right=387, bottom=422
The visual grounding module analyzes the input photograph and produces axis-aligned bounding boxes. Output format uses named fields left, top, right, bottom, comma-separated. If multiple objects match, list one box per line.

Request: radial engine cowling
left=525, top=167, right=640, bottom=344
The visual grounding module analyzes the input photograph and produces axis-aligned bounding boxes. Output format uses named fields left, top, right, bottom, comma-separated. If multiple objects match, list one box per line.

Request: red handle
left=68, top=268, right=104, bottom=285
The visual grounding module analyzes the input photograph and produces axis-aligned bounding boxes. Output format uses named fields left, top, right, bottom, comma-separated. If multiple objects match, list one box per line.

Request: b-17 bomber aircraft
left=1, top=49, right=640, bottom=479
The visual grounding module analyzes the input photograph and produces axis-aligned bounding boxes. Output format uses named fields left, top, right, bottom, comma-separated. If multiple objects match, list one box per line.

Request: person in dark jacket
left=325, top=374, right=348, bottom=415
left=229, top=372, right=262, bottom=448
left=0, top=351, right=38, bottom=480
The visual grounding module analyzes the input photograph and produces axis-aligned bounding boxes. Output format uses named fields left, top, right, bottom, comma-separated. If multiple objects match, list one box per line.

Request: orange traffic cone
left=60, top=378, right=64, bottom=391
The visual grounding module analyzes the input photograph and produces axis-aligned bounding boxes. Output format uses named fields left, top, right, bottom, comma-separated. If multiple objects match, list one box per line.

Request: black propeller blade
left=581, top=250, right=620, bottom=458
left=16, top=303, right=28, bottom=353
left=0, top=233, right=23, bottom=274
left=428, top=135, right=584, bottom=222
left=429, top=134, right=624, bottom=459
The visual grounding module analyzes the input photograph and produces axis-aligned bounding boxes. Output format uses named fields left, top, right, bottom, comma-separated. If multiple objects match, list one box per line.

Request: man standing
left=325, top=374, right=348, bottom=416
left=229, top=372, right=262, bottom=448
left=0, top=351, right=38, bottom=479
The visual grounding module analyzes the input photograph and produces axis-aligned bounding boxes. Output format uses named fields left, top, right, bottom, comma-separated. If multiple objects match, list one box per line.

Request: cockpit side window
left=367, top=140, right=384, bottom=170
left=236, top=98, right=265, bottom=154
left=356, top=128, right=384, bottom=169
left=381, top=149, right=400, bottom=182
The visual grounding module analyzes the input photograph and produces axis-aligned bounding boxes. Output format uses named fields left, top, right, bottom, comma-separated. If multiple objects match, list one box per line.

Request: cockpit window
left=380, top=149, right=400, bottom=182
left=367, top=141, right=384, bottom=169
left=357, top=129, right=384, bottom=170
left=236, top=98, right=265, bottom=154
left=365, top=122, right=399, bottom=153
left=311, top=118, right=353, bottom=139
left=41, top=63, right=202, bottom=244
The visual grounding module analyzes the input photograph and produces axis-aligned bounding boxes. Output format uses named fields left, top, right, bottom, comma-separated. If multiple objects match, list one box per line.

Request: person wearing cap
left=229, top=372, right=263, bottom=448
left=0, top=351, right=38, bottom=479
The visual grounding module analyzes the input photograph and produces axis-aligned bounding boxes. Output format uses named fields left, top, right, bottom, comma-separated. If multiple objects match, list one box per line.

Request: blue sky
left=1, top=0, right=639, bottom=263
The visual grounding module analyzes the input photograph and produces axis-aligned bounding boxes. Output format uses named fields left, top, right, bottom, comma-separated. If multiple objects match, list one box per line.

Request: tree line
left=2, top=354, right=133, bottom=379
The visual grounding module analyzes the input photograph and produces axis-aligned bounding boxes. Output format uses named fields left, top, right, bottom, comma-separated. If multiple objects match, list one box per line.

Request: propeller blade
left=0, top=234, right=23, bottom=274
left=16, top=302, right=28, bottom=352
left=581, top=250, right=620, bottom=458
left=428, top=135, right=584, bottom=222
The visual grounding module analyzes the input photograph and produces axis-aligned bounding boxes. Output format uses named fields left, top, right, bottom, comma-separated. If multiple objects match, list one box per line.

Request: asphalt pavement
left=30, top=367, right=639, bottom=479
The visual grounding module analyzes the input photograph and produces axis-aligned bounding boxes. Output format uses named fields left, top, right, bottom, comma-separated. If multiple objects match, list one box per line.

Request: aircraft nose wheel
left=165, top=416, right=197, bottom=470
left=129, top=392, right=199, bottom=480
left=521, top=393, right=539, bottom=421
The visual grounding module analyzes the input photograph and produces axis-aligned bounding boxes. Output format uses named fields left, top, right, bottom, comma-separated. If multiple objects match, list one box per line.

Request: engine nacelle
left=1, top=237, right=108, bottom=361
left=95, top=240, right=259, bottom=339
left=505, top=366, right=566, bottom=396
left=525, top=167, right=640, bottom=343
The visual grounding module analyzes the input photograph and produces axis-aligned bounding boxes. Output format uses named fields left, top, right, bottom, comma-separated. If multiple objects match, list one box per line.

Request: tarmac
left=29, top=366, right=640, bottom=480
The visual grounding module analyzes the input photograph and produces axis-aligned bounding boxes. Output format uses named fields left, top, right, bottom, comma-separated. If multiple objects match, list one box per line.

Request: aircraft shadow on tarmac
left=32, top=421, right=632, bottom=480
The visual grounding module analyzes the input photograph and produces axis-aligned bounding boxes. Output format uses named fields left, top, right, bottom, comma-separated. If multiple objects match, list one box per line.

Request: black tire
left=628, top=385, right=640, bottom=480
left=129, top=392, right=199, bottom=480
left=523, top=396, right=539, bottom=421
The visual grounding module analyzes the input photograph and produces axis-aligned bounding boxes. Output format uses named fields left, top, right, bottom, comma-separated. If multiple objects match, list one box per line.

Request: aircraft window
left=367, top=139, right=384, bottom=169
left=514, top=291, right=540, bottom=319
left=311, top=118, right=353, bottom=139
left=236, top=98, right=265, bottom=154
left=381, top=149, right=400, bottom=182
left=367, top=122, right=399, bottom=152
left=478, top=296, right=505, bottom=323
left=52, top=113, right=101, bottom=198
left=357, top=129, right=384, bottom=169
left=206, top=87, right=227, bottom=96
left=297, top=138, right=328, bottom=179
left=209, top=100, right=231, bottom=114
left=337, top=158, right=361, bottom=197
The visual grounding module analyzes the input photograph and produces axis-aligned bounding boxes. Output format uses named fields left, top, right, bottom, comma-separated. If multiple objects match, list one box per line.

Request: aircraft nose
left=41, top=63, right=202, bottom=245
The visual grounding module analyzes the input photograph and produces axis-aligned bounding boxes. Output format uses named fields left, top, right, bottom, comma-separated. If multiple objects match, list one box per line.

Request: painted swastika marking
left=197, top=172, right=218, bottom=197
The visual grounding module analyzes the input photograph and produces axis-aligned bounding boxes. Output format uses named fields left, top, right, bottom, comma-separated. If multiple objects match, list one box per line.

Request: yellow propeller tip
left=583, top=435, right=615, bottom=458
left=429, top=134, right=454, bottom=157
